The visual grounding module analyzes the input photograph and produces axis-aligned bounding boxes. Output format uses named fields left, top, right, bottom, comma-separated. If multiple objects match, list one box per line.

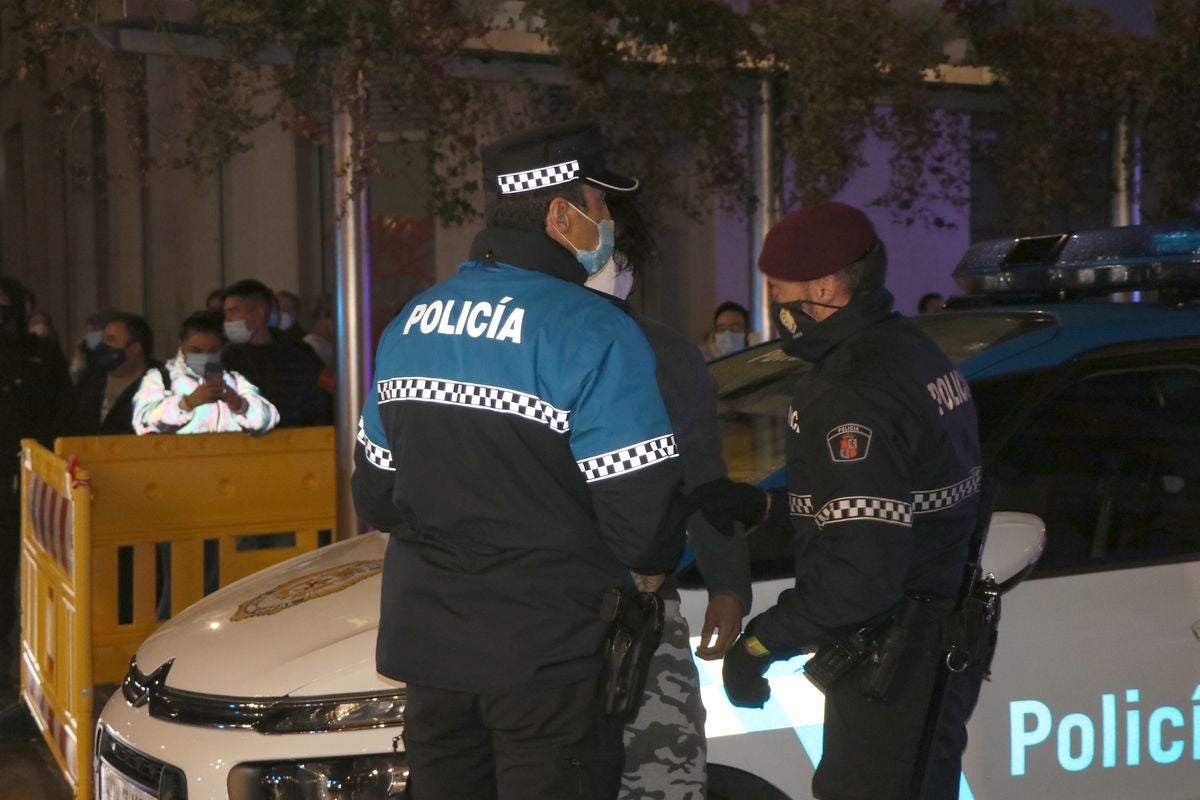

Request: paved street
left=0, top=686, right=74, bottom=800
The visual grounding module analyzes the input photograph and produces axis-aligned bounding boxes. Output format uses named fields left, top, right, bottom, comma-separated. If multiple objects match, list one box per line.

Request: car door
left=682, top=335, right=1200, bottom=799
left=962, top=340, right=1200, bottom=799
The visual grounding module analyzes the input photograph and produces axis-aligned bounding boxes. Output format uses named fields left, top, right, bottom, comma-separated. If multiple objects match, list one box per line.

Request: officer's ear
left=818, top=273, right=843, bottom=302
left=546, top=196, right=572, bottom=236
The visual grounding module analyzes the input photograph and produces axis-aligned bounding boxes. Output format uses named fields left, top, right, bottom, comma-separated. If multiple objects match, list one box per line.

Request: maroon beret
left=758, top=202, right=877, bottom=282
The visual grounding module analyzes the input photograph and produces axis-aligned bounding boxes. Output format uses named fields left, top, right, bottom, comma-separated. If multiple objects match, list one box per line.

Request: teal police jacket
left=353, top=227, right=686, bottom=692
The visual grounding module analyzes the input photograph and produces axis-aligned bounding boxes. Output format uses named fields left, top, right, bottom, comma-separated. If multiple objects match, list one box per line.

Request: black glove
left=722, top=633, right=772, bottom=708
left=689, top=478, right=768, bottom=538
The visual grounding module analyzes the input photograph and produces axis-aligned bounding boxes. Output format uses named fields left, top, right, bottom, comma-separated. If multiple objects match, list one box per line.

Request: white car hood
left=134, top=533, right=397, bottom=698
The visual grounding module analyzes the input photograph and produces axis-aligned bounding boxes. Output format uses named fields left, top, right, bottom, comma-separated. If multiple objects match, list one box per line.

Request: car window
left=989, top=363, right=1200, bottom=574
left=912, top=311, right=1055, bottom=364
left=713, top=312, right=1051, bottom=486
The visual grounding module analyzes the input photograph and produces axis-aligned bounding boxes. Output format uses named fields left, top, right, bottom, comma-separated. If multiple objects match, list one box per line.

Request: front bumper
left=97, top=689, right=406, bottom=800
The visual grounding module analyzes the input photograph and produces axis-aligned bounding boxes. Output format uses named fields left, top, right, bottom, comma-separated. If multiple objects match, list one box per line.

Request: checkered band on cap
left=789, top=493, right=814, bottom=517
left=357, top=417, right=395, bottom=472
left=577, top=435, right=678, bottom=484
left=496, top=160, right=580, bottom=194
left=814, top=495, right=912, bottom=529
left=378, top=377, right=571, bottom=433
left=913, top=466, right=982, bottom=514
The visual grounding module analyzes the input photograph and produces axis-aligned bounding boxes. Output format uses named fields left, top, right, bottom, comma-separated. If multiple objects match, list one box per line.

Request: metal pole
left=332, top=82, right=372, bottom=541
left=750, top=76, right=779, bottom=341
left=1111, top=116, right=1132, bottom=227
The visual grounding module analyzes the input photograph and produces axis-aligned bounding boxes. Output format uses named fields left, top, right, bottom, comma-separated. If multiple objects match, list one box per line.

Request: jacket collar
left=783, top=288, right=898, bottom=362
left=468, top=227, right=587, bottom=285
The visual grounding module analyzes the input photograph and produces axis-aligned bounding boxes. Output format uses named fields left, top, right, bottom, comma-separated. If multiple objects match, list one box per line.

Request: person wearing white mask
left=220, top=279, right=330, bottom=427
left=587, top=193, right=752, bottom=800
left=701, top=301, right=751, bottom=360
left=132, top=310, right=278, bottom=435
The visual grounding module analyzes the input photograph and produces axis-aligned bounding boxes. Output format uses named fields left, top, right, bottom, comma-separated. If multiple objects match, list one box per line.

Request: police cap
left=482, top=122, right=639, bottom=196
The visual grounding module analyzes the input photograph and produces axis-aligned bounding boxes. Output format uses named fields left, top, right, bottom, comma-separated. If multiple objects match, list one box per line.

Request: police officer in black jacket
left=0, top=277, right=70, bottom=682
left=352, top=123, right=685, bottom=800
left=704, top=203, right=984, bottom=800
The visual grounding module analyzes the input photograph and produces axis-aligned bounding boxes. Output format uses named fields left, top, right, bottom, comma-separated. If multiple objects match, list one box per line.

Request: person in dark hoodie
left=583, top=195, right=752, bottom=800
left=220, top=279, right=330, bottom=427
left=57, top=312, right=160, bottom=437
left=0, top=277, right=70, bottom=683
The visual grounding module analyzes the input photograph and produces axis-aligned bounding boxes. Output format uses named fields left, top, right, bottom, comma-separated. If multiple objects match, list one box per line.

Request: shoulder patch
left=826, top=423, right=872, bottom=463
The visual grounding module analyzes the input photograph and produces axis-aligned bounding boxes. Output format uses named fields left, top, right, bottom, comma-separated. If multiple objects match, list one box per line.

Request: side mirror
left=981, top=512, right=1046, bottom=594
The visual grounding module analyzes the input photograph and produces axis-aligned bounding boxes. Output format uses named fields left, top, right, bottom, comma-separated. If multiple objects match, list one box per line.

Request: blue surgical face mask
left=224, top=319, right=253, bottom=344
left=712, top=330, right=745, bottom=357
left=183, top=351, right=220, bottom=376
left=563, top=201, right=615, bottom=276
left=84, top=331, right=103, bottom=350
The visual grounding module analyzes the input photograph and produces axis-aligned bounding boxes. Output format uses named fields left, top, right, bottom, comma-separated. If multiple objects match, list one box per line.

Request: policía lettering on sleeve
left=402, top=296, right=525, bottom=344
left=926, top=369, right=973, bottom=416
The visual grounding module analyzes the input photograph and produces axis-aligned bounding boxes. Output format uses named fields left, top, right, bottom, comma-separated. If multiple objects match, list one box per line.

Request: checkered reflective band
left=789, top=492, right=814, bottom=516
left=577, top=435, right=678, bottom=483
left=814, top=496, right=913, bottom=528
left=357, top=416, right=395, bottom=471
left=913, top=466, right=982, bottom=514
left=496, top=160, right=580, bottom=194
left=378, top=377, right=571, bottom=432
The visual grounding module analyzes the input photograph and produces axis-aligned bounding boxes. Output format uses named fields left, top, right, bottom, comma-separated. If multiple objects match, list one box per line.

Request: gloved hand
left=689, top=478, right=768, bottom=537
left=722, top=633, right=772, bottom=708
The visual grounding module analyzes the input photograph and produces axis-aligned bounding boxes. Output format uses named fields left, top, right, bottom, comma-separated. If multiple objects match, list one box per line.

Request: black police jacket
left=752, top=289, right=982, bottom=653
left=353, top=227, right=685, bottom=693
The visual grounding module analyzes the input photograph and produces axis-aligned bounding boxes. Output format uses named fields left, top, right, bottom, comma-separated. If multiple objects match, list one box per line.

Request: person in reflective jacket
left=701, top=202, right=984, bottom=800
left=352, top=123, right=685, bottom=800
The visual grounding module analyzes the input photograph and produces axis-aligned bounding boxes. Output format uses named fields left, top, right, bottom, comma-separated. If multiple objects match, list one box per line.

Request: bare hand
left=183, top=382, right=226, bottom=409
left=224, top=391, right=247, bottom=413
left=696, top=593, right=744, bottom=660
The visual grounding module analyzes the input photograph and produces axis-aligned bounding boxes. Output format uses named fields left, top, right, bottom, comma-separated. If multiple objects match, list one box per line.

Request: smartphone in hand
left=204, top=361, right=224, bottom=388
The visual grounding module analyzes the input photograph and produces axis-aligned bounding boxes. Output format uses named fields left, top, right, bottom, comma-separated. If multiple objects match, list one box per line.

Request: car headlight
left=257, top=695, right=407, bottom=734
left=229, top=754, right=408, bottom=800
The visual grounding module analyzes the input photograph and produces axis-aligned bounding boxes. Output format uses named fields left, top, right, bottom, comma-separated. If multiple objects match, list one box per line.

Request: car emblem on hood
left=231, top=559, right=383, bottom=621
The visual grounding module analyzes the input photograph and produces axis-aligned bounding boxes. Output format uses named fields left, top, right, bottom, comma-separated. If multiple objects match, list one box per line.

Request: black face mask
left=92, top=342, right=129, bottom=372
left=0, top=304, right=12, bottom=329
left=771, top=300, right=818, bottom=344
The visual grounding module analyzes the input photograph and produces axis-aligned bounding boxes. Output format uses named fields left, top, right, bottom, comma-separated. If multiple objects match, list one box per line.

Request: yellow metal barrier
left=20, top=427, right=336, bottom=799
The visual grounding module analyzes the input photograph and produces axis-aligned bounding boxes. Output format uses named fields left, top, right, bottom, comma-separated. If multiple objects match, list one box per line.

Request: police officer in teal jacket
left=353, top=123, right=685, bottom=800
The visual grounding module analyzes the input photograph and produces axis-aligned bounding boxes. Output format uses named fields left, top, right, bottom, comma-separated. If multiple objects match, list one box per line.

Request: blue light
left=1151, top=230, right=1200, bottom=255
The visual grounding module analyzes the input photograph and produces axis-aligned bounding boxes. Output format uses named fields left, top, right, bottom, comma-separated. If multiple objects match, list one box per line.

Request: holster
left=941, top=574, right=1001, bottom=675
left=861, top=597, right=928, bottom=702
left=804, top=597, right=941, bottom=702
left=600, top=588, right=665, bottom=720
left=803, top=626, right=877, bottom=695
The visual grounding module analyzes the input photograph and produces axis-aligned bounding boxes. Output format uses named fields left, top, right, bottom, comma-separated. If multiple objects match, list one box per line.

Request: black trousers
left=813, top=621, right=985, bottom=800
left=0, top=473, right=20, bottom=685
left=403, top=674, right=624, bottom=800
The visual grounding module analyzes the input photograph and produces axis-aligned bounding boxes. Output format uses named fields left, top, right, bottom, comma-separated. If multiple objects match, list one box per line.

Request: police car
left=96, top=223, right=1200, bottom=799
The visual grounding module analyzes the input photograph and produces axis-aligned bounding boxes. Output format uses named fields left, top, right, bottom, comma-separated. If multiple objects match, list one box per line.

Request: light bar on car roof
left=954, top=223, right=1200, bottom=296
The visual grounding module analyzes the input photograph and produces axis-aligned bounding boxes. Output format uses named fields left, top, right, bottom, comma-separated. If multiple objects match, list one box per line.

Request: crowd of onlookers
left=8, top=278, right=337, bottom=445
left=0, top=276, right=339, bottom=683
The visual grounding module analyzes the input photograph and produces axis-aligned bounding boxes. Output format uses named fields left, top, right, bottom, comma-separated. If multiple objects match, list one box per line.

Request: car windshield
left=716, top=311, right=1051, bottom=484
